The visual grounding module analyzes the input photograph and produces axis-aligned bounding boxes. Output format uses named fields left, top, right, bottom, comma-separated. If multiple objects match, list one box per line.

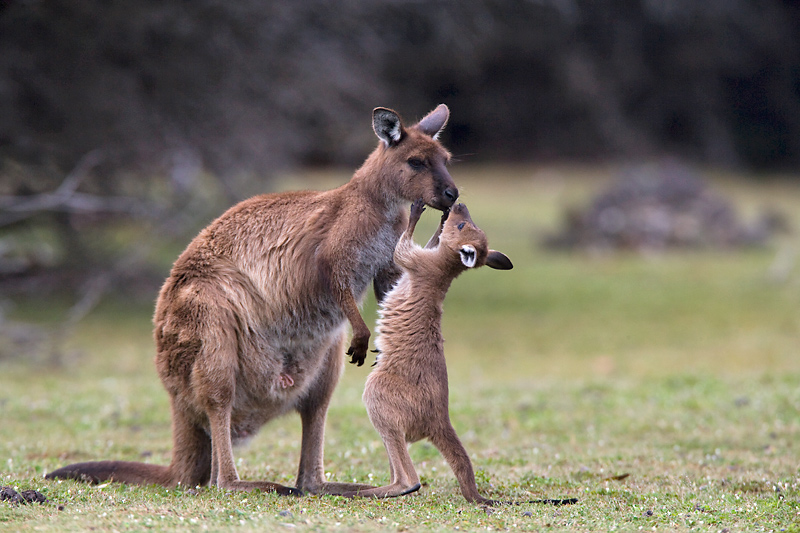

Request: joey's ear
left=459, top=245, right=477, bottom=268
left=373, top=107, right=403, bottom=147
left=485, top=250, right=513, bottom=270
left=415, top=103, right=449, bottom=139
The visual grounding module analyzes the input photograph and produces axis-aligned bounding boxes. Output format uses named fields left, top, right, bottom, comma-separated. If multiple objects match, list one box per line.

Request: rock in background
left=542, top=162, right=790, bottom=252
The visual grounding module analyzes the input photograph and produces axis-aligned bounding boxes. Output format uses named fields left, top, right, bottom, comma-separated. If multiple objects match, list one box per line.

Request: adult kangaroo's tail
left=46, top=461, right=173, bottom=486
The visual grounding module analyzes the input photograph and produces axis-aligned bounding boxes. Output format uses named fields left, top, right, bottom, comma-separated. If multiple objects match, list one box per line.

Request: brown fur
left=343, top=200, right=512, bottom=503
left=46, top=105, right=459, bottom=495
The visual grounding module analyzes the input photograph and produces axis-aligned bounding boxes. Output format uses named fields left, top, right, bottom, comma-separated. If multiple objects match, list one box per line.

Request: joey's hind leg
left=341, top=430, right=420, bottom=499
left=430, top=424, right=495, bottom=505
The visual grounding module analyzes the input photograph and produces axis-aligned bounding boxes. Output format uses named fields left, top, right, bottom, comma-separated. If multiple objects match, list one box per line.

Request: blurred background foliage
left=3, top=0, right=800, bottom=179
left=1, top=0, right=799, bottom=356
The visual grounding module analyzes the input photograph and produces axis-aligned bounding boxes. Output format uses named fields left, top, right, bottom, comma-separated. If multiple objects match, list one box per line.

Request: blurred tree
left=3, top=0, right=800, bottom=184
left=1, top=0, right=799, bottom=304
left=0, top=0, right=395, bottom=199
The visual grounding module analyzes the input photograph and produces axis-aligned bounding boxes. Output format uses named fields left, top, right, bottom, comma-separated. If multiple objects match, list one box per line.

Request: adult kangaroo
left=46, top=104, right=459, bottom=496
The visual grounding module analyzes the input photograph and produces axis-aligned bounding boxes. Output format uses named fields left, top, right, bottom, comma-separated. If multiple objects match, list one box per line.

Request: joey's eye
left=407, top=158, right=425, bottom=170
left=457, top=222, right=466, bottom=231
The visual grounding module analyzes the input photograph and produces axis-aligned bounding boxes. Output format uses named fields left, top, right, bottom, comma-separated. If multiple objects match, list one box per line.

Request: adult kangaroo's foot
left=216, top=480, right=302, bottom=496
left=302, top=481, right=377, bottom=496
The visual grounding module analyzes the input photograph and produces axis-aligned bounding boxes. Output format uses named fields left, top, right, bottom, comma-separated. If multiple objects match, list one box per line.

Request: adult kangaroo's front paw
left=409, top=199, right=426, bottom=222
left=346, top=335, right=369, bottom=366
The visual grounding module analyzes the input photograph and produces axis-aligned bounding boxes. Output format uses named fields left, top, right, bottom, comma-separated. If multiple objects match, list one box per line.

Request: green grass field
left=2, top=165, right=799, bottom=531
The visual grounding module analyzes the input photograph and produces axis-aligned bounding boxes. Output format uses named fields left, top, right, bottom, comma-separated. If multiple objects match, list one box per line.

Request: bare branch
left=0, top=151, right=154, bottom=227
left=55, top=150, right=104, bottom=197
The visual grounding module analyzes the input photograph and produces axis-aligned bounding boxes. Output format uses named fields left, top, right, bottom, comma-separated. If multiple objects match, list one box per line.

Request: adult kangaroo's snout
left=433, top=162, right=459, bottom=209
left=442, top=185, right=459, bottom=207
left=436, top=184, right=459, bottom=210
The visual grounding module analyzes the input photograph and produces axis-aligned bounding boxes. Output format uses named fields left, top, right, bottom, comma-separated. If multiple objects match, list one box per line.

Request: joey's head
left=372, top=104, right=459, bottom=211
left=439, top=203, right=513, bottom=274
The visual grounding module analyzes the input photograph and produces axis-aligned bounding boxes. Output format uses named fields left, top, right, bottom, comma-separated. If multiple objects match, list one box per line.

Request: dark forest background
left=1, top=0, right=799, bottom=313
left=4, top=1, right=800, bottom=183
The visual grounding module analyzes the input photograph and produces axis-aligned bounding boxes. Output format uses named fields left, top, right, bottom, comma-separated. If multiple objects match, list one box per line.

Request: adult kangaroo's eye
left=407, top=158, right=425, bottom=171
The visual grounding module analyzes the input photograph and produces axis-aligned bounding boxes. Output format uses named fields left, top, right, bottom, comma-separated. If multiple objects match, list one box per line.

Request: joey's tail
left=45, top=461, right=174, bottom=486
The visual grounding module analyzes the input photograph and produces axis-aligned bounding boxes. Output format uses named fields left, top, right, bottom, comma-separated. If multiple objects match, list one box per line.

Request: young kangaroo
left=342, top=199, right=513, bottom=504
left=46, top=105, right=459, bottom=496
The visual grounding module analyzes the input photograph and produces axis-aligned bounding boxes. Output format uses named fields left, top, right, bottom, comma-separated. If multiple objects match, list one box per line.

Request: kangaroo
left=342, top=199, right=514, bottom=504
left=46, top=105, right=459, bottom=496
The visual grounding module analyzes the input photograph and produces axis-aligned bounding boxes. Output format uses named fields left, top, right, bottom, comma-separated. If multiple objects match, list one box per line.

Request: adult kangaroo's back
left=46, top=105, right=458, bottom=495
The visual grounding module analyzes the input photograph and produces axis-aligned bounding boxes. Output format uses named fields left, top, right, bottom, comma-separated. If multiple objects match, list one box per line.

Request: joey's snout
left=449, top=203, right=473, bottom=222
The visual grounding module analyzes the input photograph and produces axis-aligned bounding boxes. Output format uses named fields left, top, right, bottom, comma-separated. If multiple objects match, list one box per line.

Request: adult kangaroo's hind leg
left=205, top=404, right=299, bottom=494
left=165, top=398, right=212, bottom=487
left=296, top=336, right=375, bottom=495
left=186, top=328, right=299, bottom=496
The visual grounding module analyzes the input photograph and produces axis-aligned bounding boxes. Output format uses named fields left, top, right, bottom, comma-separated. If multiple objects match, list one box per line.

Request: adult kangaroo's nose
left=443, top=187, right=459, bottom=205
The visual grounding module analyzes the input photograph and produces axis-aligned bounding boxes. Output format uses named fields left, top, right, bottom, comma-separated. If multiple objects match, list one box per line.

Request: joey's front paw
left=409, top=199, right=426, bottom=222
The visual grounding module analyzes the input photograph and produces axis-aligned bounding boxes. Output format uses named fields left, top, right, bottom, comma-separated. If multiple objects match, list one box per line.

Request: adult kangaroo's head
left=372, top=104, right=459, bottom=211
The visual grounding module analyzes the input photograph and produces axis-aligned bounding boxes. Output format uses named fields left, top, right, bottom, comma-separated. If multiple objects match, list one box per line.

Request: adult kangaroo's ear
left=485, top=250, right=513, bottom=270
left=415, top=104, right=449, bottom=139
left=373, top=107, right=403, bottom=147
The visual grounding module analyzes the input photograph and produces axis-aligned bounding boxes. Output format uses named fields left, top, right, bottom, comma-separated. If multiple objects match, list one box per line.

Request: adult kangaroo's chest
left=349, top=221, right=401, bottom=296
left=247, top=204, right=400, bottom=344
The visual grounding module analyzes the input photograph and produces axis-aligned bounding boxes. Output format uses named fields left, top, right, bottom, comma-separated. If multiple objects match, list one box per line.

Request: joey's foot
left=482, top=497, right=578, bottom=506
left=531, top=497, right=578, bottom=505
left=409, top=199, right=426, bottom=223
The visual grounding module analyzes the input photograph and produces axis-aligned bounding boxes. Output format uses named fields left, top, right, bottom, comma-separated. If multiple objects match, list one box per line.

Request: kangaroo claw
left=409, top=199, right=426, bottom=222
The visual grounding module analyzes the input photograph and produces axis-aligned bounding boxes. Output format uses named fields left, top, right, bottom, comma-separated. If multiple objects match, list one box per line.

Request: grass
left=2, top=164, right=800, bottom=531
